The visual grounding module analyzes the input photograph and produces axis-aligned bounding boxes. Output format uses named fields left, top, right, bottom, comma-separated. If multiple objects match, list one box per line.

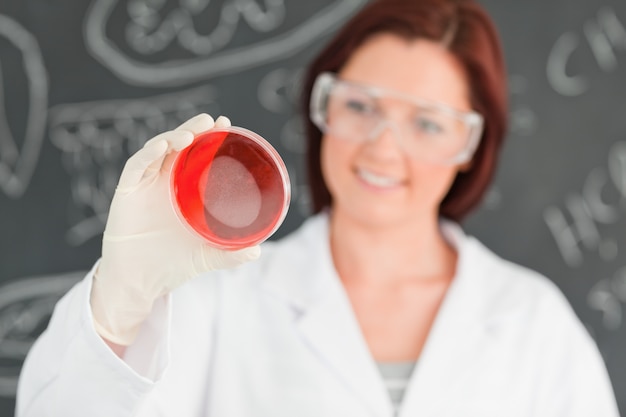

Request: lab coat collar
left=260, top=213, right=498, bottom=417
left=258, top=212, right=334, bottom=313
left=260, top=213, right=490, bottom=325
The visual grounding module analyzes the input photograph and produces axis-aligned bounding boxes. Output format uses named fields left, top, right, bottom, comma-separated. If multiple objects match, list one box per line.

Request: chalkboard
left=0, top=0, right=624, bottom=415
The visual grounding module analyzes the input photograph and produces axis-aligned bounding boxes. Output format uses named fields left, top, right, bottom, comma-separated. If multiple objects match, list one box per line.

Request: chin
left=345, top=204, right=410, bottom=228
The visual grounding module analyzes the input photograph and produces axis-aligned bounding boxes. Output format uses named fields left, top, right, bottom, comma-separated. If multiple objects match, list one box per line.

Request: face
left=320, top=33, right=473, bottom=228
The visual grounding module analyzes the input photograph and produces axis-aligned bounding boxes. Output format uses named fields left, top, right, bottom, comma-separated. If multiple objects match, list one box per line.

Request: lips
left=356, top=168, right=403, bottom=188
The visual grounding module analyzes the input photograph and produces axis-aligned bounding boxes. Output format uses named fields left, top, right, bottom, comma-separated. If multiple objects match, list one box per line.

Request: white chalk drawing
left=481, top=187, right=502, bottom=211
left=257, top=67, right=305, bottom=153
left=84, top=0, right=367, bottom=86
left=588, top=279, right=621, bottom=331
left=280, top=116, right=306, bottom=154
left=285, top=161, right=311, bottom=217
left=257, top=67, right=311, bottom=215
left=0, top=271, right=84, bottom=397
left=0, top=14, right=48, bottom=198
left=544, top=141, right=625, bottom=267
left=508, top=74, right=538, bottom=137
left=125, top=0, right=285, bottom=55
left=257, top=67, right=302, bottom=114
left=509, top=107, right=538, bottom=137
left=588, top=266, right=626, bottom=331
left=609, top=141, right=626, bottom=202
left=48, top=85, right=219, bottom=246
left=544, top=140, right=625, bottom=334
left=547, top=7, right=626, bottom=96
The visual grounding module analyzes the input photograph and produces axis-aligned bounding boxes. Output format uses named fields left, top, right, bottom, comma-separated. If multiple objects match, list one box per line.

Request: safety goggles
left=310, top=72, right=484, bottom=165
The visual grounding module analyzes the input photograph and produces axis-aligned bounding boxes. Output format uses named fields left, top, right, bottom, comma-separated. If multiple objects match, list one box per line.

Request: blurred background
left=0, top=0, right=624, bottom=415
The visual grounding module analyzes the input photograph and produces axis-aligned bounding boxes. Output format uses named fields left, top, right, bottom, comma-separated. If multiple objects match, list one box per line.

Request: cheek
left=320, top=137, right=350, bottom=196
left=410, top=165, right=461, bottom=204
left=320, top=138, right=334, bottom=192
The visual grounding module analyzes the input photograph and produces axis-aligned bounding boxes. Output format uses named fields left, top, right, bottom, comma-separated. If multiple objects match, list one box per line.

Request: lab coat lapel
left=399, top=225, right=498, bottom=416
left=260, top=214, right=393, bottom=417
left=296, top=277, right=393, bottom=417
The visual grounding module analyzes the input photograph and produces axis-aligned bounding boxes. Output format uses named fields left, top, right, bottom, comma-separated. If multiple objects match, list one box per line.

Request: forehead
left=337, top=33, right=471, bottom=111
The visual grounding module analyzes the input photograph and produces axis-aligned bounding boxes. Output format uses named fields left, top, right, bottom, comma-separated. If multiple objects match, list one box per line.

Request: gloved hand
left=91, top=114, right=260, bottom=346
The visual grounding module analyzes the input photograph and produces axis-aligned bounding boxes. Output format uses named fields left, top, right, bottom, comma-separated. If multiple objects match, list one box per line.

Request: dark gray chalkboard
left=0, top=0, right=624, bottom=415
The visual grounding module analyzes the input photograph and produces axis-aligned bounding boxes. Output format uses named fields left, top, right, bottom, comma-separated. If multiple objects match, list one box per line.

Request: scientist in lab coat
left=16, top=0, right=619, bottom=416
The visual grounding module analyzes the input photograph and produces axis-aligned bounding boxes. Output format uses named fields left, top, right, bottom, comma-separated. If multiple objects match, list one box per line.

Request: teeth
left=357, top=169, right=401, bottom=187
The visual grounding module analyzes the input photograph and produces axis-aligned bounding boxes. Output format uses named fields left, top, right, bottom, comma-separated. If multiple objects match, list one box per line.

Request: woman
left=17, top=0, right=619, bottom=416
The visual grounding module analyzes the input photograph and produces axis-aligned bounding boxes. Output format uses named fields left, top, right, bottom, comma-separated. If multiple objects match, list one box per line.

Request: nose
left=367, top=120, right=404, bottom=149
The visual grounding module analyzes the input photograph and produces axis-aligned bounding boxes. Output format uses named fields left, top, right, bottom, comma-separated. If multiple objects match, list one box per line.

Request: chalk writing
left=588, top=266, right=626, bottom=331
left=544, top=141, right=625, bottom=267
left=547, top=7, right=626, bottom=96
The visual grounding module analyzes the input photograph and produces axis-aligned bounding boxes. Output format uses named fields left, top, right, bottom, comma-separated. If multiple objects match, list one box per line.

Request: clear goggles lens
left=310, top=72, right=484, bottom=165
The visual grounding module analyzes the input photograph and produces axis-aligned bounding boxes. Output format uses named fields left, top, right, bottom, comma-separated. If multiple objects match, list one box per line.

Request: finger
left=142, top=130, right=194, bottom=179
left=144, top=129, right=194, bottom=152
left=118, top=139, right=168, bottom=188
left=214, top=115, right=231, bottom=129
left=144, top=129, right=195, bottom=182
left=119, top=130, right=193, bottom=188
left=161, top=151, right=179, bottom=175
left=175, top=113, right=215, bottom=135
left=166, top=130, right=195, bottom=152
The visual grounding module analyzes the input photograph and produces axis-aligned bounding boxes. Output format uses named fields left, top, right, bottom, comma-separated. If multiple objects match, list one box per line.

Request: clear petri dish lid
left=170, top=126, right=291, bottom=250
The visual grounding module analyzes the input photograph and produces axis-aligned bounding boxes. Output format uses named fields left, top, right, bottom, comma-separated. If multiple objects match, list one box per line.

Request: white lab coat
left=17, top=213, right=619, bottom=417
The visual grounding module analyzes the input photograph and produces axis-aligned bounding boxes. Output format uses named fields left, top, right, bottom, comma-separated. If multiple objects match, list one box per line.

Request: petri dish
left=170, top=126, right=291, bottom=250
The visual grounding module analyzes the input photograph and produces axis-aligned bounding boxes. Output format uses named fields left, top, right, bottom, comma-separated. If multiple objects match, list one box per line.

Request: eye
left=414, top=116, right=444, bottom=135
left=344, top=98, right=375, bottom=115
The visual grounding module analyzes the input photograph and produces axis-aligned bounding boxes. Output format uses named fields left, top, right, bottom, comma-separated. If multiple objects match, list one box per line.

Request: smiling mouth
left=356, top=168, right=403, bottom=188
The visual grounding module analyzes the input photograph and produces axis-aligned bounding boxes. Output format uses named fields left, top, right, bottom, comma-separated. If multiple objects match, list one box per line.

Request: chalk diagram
left=257, top=67, right=312, bottom=216
left=84, top=0, right=368, bottom=86
left=0, top=14, right=48, bottom=199
left=49, top=85, right=219, bottom=246
left=0, top=271, right=83, bottom=396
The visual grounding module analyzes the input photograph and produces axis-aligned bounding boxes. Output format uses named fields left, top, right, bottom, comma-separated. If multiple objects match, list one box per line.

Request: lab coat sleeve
left=15, top=262, right=172, bottom=417
left=533, top=287, right=620, bottom=417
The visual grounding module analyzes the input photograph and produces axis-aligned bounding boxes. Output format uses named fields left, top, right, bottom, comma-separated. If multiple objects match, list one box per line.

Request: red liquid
left=171, top=128, right=289, bottom=250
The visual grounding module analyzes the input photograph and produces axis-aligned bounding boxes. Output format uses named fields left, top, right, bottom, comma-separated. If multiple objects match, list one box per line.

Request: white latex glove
left=91, top=114, right=260, bottom=345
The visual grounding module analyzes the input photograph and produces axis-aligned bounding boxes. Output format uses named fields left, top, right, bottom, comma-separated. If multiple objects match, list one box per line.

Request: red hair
left=301, top=0, right=508, bottom=222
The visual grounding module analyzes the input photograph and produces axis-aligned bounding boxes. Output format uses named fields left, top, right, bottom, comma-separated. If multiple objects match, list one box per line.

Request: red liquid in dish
left=171, top=128, right=289, bottom=249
